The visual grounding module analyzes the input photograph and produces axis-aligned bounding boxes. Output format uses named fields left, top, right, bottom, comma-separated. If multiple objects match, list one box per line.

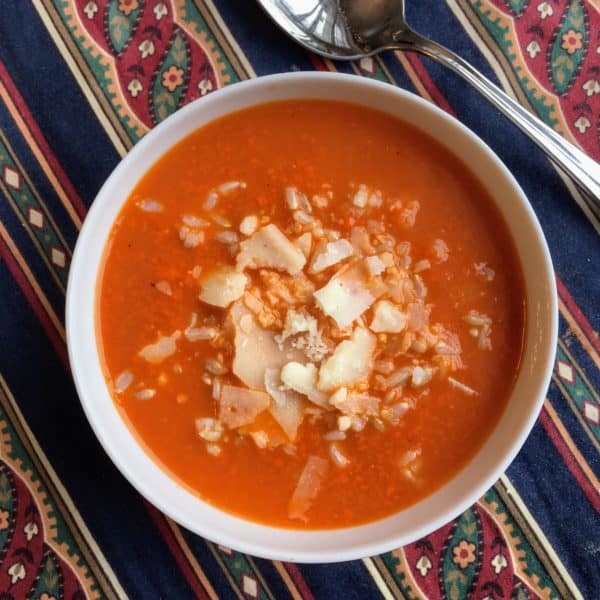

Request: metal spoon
left=257, top=0, right=600, bottom=206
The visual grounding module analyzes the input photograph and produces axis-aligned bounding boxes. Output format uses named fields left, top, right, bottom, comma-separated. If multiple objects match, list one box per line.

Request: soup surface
left=98, top=100, right=525, bottom=528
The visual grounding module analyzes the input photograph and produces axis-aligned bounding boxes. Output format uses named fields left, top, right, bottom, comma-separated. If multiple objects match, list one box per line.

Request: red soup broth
left=97, top=100, right=525, bottom=529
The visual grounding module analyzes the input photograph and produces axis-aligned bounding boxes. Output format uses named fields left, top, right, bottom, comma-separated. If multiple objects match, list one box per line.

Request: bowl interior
left=66, top=72, right=557, bottom=562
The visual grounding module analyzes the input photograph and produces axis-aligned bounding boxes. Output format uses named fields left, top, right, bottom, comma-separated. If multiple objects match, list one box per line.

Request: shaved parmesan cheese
left=337, top=415, right=352, bottom=431
left=350, top=226, right=374, bottom=256
left=352, top=184, right=369, bottom=208
left=411, top=366, right=434, bottom=387
left=237, top=224, right=306, bottom=275
left=185, top=326, right=217, bottom=342
left=294, top=232, right=313, bottom=259
left=198, top=266, right=248, bottom=308
left=215, top=230, right=239, bottom=244
left=381, top=402, right=410, bottom=425
left=281, top=362, right=329, bottom=408
left=285, top=186, right=306, bottom=210
left=331, top=391, right=379, bottom=415
left=365, top=255, right=386, bottom=276
left=380, top=252, right=394, bottom=267
left=277, top=309, right=317, bottom=344
left=265, top=369, right=305, bottom=441
left=195, top=418, right=223, bottom=442
left=276, top=311, right=329, bottom=362
left=239, top=215, right=258, bottom=236
left=370, top=300, right=408, bottom=333
left=206, top=443, right=221, bottom=456
left=314, top=264, right=376, bottom=328
left=318, top=328, right=376, bottom=392
left=293, top=210, right=314, bottom=225
left=310, top=239, right=354, bottom=273
left=288, top=456, right=328, bottom=522
left=312, top=194, right=328, bottom=209
left=138, top=331, right=181, bottom=364
left=250, top=430, right=269, bottom=449
left=407, top=302, right=429, bottom=331
left=228, top=302, right=303, bottom=391
left=219, top=385, right=270, bottom=429
left=414, top=259, right=431, bottom=273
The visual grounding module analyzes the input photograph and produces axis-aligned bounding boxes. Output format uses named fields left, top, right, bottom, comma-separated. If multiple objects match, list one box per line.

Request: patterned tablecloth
left=1, top=1, right=599, bottom=598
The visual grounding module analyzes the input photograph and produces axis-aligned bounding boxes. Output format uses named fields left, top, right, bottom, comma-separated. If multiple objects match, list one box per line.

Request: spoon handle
left=399, top=32, right=600, bottom=207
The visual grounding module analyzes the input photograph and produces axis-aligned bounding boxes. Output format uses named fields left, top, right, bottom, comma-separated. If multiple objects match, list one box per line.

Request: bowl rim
left=66, top=71, right=558, bottom=562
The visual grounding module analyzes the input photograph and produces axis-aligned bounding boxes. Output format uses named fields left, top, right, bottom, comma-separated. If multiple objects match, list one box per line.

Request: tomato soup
left=97, top=100, right=525, bottom=528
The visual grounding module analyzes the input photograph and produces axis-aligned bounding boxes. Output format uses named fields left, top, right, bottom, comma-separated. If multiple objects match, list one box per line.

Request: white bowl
left=66, top=72, right=557, bottom=562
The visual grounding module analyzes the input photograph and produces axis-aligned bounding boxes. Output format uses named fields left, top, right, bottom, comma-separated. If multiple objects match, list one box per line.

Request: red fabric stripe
left=144, top=502, right=211, bottom=600
left=307, top=53, right=328, bottom=71
left=283, top=563, right=315, bottom=600
left=556, top=276, right=600, bottom=354
left=405, top=54, right=456, bottom=117
left=0, top=243, right=69, bottom=366
left=539, top=409, right=600, bottom=512
left=0, top=59, right=88, bottom=220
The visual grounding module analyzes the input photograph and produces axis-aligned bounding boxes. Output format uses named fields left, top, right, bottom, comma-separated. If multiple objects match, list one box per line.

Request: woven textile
left=0, top=1, right=599, bottom=598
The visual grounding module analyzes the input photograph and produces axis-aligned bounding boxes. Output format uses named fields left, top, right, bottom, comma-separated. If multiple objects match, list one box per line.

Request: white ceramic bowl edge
left=66, top=72, right=557, bottom=562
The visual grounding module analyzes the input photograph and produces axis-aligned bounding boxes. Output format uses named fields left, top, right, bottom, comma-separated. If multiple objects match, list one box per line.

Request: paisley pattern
left=105, top=0, right=143, bottom=55
left=0, top=381, right=112, bottom=599
left=440, top=509, right=483, bottom=599
left=28, top=550, right=66, bottom=600
left=151, top=27, right=190, bottom=123
left=0, top=462, right=84, bottom=598
left=0, top=464, right=16, bottom=566
left=68, top=0, right=233, bottom=138
left=503, top=0, right=530, bottom=17
left=548, top=0, right=588, bottom=95
left=395, top=502, right=541, bottom=600
left=475, top=0, right=600, bottom=160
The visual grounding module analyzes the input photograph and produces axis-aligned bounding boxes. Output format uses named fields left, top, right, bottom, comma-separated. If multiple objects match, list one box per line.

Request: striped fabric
left=0, top=1, right=598, bottom=598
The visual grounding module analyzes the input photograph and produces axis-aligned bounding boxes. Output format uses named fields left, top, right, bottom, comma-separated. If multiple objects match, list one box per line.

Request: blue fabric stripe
left=548, top=380, right=600, bottom=478
left=177, top=530, right=249, bottom=600
left=211, top=0, right=316, bottom=75
left=507, top=422, right=600, bottom=597
left=252, top=557, right=297, bottom=600
left=379, top=54, right=423, bottom=93
left=293, top=561, right=382, bottom=599
left=0, top=101, right=79, bottom=248
left=556, top=314, right=600, bottom=453
left=0, top=199, right=65, bottom=311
